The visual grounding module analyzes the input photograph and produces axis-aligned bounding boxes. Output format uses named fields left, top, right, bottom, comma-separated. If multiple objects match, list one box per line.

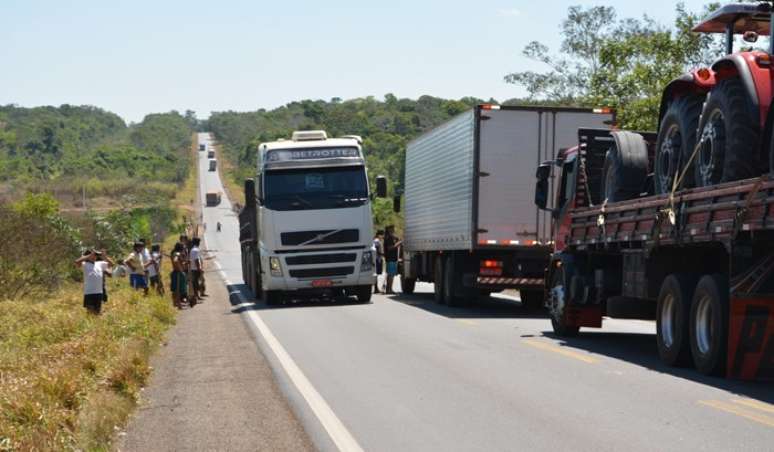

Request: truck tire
left=602, top=131, right=649, bottom=202
left=434, top=255, right=445, bottom=304
left=264, top=290, right=283, bottom=306
left=401, top=276, right=416, bottom=294
left=654, top=94, right=703, bottom=194
left=689, top=274, right=729, bottom=376
left=656, top=274, right=697, bottom=367
left=695, top=78, right=760, bottom=188
left=355, top=285, right=372, bottom=304
left=520, top=289, right=544, bottom=311
left=548, top=267, right=579, bottom=336
left=443, top=255, right=465, bottom=307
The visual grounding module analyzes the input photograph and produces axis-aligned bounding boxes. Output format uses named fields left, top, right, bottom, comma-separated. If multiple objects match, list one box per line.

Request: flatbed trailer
left=539, top=128, right=774, bottom=380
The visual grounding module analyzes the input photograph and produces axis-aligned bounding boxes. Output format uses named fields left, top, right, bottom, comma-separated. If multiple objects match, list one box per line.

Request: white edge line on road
left=244, top=308, right=364, bottom=452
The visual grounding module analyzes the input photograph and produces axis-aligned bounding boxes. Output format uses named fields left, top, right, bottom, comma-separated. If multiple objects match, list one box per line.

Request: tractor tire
left=695, top=78, right=760, bottom=188
left=602, top=131, right=649, bottom=202
left=548, top=267, right=579, bottom=337
left=654, top=94, right=704, bottom=194
left=520, top=289, right=544, bottom=311
left=433, top=255, right=445, bottom=304
left=690, top=274, right=729, bottom=376
left=655, top=274, right=697, bottom=367
left=401, top=276, right=416, bottom=294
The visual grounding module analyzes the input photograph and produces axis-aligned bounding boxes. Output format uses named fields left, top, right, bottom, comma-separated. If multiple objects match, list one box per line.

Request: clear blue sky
left=1, top=0, right=711, bottom=123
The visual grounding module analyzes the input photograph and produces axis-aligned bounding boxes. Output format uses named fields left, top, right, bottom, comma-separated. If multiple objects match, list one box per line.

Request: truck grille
left=281, top=229, right=359, bottom=246
left=286, top=253, right=357, bottom=265
left=289, top=266, right=354, bottom=278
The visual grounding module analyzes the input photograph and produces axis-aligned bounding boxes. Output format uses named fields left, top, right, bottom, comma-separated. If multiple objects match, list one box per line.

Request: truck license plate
left=312, top=279, right=333, bottom=288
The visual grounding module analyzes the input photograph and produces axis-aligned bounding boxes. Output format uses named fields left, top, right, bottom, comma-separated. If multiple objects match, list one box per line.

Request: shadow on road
left=543, top=330, right=774, bottom=403
left=226, top=283, right=370, bottom=312
left=388, top=291, right=548, bottom=320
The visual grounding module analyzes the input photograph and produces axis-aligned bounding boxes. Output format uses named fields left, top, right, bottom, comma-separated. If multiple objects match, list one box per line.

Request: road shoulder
left=117, top=269, right=313, bottom=452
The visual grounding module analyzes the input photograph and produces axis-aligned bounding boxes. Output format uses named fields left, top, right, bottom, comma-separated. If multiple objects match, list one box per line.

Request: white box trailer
left=401, top=105, right=614, bottom=307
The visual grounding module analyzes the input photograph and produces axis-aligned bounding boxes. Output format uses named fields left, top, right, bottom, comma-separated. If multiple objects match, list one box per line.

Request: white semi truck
left=238, top=130, right=384, bottom=305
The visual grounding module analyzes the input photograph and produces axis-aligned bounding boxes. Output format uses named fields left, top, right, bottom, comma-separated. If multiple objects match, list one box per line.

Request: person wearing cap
left=124, top=242, right=149, bottom=295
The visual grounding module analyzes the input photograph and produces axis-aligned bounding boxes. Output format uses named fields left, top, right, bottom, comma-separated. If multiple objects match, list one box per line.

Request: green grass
left=0, top=281, right=176, bottom=451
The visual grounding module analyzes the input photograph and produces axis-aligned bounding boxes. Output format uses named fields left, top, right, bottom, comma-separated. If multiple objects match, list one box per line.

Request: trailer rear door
left=475, top=107, right=613, bottom=246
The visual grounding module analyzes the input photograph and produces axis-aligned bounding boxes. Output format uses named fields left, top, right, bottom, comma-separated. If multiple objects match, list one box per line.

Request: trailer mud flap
left=727, top=297, right=774, bottom=381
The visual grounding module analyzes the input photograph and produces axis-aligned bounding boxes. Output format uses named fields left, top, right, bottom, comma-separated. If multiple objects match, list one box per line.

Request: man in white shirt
left=189, top=237, right=203, bottom=300
left=148, top=244, right=164, bottom=295
left=75, top=249, right=113, bottom=314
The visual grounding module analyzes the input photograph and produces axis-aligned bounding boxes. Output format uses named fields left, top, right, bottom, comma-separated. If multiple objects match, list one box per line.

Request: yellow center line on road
left=731, top=398, right=774, bottom=414
left=456, top=319, right=479, bottom=326
left=523, top=339, right=598, bottom=364
left=699, top=400, right=774, bottom=428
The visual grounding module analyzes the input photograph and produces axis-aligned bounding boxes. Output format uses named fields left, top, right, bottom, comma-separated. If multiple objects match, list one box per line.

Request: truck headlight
left=269, top=257, right=282, bottom=276
left=361, top=251, right=373, bottom=271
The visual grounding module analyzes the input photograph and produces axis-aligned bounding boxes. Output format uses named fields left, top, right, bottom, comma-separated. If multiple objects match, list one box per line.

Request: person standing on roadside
left=148, top=244, right=164, bottom=296
left=75, top=249, right=113, bottom=314
left=124, top=242, right=149, bottom=296
left=373, top=230, right=384, bottom=294
left=170, top=242, right=188, bottom=309
left=189, top=237, right=204, bottom=300
left=383, top=225, right=402, bottom=295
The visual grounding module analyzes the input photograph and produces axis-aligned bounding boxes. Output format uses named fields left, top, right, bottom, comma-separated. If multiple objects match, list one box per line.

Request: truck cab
left=240, top=130, right=380, bottom=304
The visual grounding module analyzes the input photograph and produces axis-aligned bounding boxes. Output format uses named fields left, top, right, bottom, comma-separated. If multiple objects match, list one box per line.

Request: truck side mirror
left=393, top=195, right=401, bottom=213
left=534, top=162, right=551, bottom=210
left=376, top=175, right=387, bottom=198
left=244, top=178, right=256, bottom=208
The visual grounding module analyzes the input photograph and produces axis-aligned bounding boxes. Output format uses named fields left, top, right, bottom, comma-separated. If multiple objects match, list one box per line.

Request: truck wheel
left=602, top=131, right=649, bottom=202
left=695, top=78, right=760, bottom=188
left=401, top=277, right=416, bottom=294
left=654, top=94, right=703, bottom=194
left=689, top=274, right=729, bottom=376
left=355, top=285, right=372, bottom=303
left=656, top=274, right=696, bottom=367
left=264, top=290, right=283, bottom=306
left=434, top=255, right=445, bottom=304
left=443, top=255, right=465, bottom=307
left=548, top=267, right=579, bottom=336
left=520, top=289, right=544, bottom=311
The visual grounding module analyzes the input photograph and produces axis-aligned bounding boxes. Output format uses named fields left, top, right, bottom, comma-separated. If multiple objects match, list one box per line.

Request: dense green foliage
left=505, top=2, right=722, bottom=130
left=0, top=105, right=194, bottom=188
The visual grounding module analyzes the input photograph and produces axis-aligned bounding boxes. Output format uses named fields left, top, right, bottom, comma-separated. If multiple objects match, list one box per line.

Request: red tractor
left=655, top=2, right=774, bottom=195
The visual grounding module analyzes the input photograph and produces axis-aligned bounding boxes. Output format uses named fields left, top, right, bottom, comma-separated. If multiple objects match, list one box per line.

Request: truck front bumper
left=261, top=249, right=375, bottom=293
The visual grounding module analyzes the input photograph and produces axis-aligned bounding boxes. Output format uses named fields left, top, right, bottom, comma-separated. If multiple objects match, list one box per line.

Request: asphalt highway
left=196, top=133, right=773, bottom=452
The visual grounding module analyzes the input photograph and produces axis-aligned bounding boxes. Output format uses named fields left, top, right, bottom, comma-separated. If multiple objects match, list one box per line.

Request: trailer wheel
left=602, top=131, right=649, bottom=202
left=654, top=94, right=704, bottom=194
left=690, top=274, right=729, bottom=376
left=443, top=255, right=465, bottom=307
left=401, top=277, right=416, bottom=294
left=520, top=289, right=544, bottom=311
left=656, top=274, right=697, bottom=367
left=548, top=267, right=579, bottom=336
left=695, top=78, right=760, bottom=188
left=434, top=255, right=445, bottom=304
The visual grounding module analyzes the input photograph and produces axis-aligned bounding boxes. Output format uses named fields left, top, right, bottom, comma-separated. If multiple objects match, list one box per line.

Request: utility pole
left=82, top=185, right=86, bottom=209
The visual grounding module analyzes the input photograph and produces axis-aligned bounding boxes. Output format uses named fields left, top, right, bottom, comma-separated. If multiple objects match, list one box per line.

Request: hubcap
left=695, top=295, right=714, bottom=355
left=658, top=125, right=681, bottom=192
left=660, top=294, right=675, bottom=348
left=698, top=109, right=725, bottom=186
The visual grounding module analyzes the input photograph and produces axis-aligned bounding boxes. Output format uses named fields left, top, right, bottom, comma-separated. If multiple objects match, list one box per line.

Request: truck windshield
left=264, top=166, right=368, bottom=211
